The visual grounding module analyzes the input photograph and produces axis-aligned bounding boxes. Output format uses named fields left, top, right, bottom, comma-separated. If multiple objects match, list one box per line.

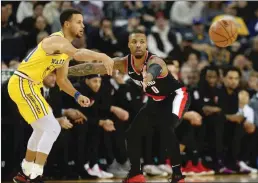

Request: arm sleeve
left=147, top=64, right=162, bottom=79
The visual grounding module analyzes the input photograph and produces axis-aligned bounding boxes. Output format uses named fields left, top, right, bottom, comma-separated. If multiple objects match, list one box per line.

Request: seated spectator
left=51, top=1, right=73, bottom=33
left=237, top=90, right=258, bottom=173
left=87, top=18, right=120, bottom=57
left=74, top=1, right=104, bottom=27
left=27, top=15, right=51, bottom=49
left=247, top=7, right=258, bottom=37
left=170, top=1, right=205, bottom=28
left=2, top=62, right=8, bottom=69
left=2, top=4, right=18, bottom=39
left=218, top=66, right=256, bottom=173
left=43, top=1, right=62, bottom=25
left=116, top=12, right=142, bottom=55
left=8, top=59, right=20, bottom=69
left=245, top=36, right=258, bottom=71
left=166, top=59, right=180, bottom=80
left=232, top=54, right=252, bottom=82
left=63, top=75, right=115, bottom=179
left=142, top=1, right=166, bottom=29
left=210, top=46, right=231, bottom=66
left=249, top=92, right=258, bottom=169
left=180, top=32, right=201, bottom=64
left=20, top=2, right=44, bottom=33
left=202, top=1, right=224, bottom=24
left=147, top=12, right=181, bottom=59
left=247, top=71, right=258, bottom=98
left=16, top=1, right=35, bottom=24
left=191, top=18, right=211, bottom=61
left=40, top=72, right=87, bottom=179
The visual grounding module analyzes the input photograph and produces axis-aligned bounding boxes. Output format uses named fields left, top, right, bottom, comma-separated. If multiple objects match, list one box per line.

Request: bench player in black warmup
left=69, top=30, right=190, bottom=183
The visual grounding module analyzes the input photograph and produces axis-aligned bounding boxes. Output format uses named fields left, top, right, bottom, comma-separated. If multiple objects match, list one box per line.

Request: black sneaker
left=29, top=176, right=44, bottom=183
left=169, top=174, right=186, bottom=183
left=13, top=172, right=30, bottom=183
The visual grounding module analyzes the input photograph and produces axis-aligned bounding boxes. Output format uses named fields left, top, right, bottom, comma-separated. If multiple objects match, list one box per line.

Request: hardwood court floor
left=4, top=174, right=258, bottom=183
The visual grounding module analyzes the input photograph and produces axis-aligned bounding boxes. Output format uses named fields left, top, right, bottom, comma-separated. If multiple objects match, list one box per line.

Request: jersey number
left=151, top=86, right=160, bottom=94
left=24, top=46, right=38, bottom=62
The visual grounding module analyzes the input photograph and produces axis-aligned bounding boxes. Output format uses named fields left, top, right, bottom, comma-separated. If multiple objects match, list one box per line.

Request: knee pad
left=32, top=113, right=61, bottom=154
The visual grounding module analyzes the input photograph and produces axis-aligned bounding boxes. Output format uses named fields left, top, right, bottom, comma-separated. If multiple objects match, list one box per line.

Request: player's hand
left=142, top=65, right=153, bottom=92
left=64, top=108, right=87, bottom=121
left=111, top=106, right=129, bottom=121
left=101, top=54, right=114, bottom=76
left=77, top=95, right=91, bottom=107
left=184, top=111, right=202, bottom=126
left=227, top=114, right=245, bottom=123
left=202, top=106, right=221, bottom=116
left=74, top=117, right=85, bottom=124
left=244, top=122, right=256, bottom=134
left=58, top=117, right=73, bottom=129
left=99, top=119, right=116, bottom=132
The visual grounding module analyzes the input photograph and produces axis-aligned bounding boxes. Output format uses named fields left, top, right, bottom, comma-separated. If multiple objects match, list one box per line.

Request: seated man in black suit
left=41, top=71, right=87, bottom=180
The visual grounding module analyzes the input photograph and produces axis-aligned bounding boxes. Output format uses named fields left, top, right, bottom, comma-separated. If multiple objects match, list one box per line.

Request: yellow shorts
left=8, top=75, right=50, bottom=124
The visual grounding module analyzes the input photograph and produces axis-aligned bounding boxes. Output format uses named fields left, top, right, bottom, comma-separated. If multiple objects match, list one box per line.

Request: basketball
left=209, top=19, right=238, bottom=47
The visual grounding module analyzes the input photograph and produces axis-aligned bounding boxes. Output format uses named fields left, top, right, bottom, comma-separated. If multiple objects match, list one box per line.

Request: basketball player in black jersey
left=68, top=30, right=190, bottom=183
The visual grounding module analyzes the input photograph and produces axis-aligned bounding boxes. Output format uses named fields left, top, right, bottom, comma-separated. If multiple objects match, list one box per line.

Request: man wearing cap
left=191, top=18, right=212, bottom=62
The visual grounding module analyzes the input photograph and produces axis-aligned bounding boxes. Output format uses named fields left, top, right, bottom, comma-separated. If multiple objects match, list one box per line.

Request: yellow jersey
left=17, top=31, right=69, bottom=82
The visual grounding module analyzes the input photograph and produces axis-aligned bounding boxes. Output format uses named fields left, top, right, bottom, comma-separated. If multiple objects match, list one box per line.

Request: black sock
left=172, top=164, right=182, bottom=175
left=180, top=152, right=187, bottom=167
left=191, top=150, right=199, bottom=165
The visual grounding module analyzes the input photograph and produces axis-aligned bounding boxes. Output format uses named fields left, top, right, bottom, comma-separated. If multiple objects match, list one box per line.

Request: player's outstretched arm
left=56, top=59, right=90, bottom=107
left=68, top=57, right=127, bottom=76
left=42, top=36, right=114, bottom=75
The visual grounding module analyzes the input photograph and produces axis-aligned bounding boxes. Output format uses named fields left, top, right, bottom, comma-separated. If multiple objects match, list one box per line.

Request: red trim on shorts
left=178, top=87, right=188, bottom=118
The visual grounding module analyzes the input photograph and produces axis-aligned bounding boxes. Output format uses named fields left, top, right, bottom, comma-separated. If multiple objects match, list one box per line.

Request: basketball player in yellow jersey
left=9, top=9, right=114, bottom=183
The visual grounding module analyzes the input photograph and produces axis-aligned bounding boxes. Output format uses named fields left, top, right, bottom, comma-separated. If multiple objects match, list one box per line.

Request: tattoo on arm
left=68, top=57, right=127, bottom=76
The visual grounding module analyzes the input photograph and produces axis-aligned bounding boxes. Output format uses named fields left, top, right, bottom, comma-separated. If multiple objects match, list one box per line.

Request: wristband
left=74, top=91, right=81, bottom=102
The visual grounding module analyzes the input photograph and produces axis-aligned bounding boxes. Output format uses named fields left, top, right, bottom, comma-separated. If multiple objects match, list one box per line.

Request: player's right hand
left=58, top=117, right=73, bottom=129
left=101, top=54, right=114, bottom=76
left=77, top=95, right=91, bottom=107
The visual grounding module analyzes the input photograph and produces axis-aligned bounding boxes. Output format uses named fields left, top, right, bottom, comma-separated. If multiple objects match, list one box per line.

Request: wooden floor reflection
left=4, top=174, right=258, bottom=183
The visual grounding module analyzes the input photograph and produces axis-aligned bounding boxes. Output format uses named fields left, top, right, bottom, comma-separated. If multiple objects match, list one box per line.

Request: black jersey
left=126, top=51, right=185, bottom=101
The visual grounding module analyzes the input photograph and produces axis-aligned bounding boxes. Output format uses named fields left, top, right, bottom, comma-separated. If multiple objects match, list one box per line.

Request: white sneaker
left=239, top=161, right=258, bottom=174
left=158, top=164, right=172, bottom=175
left=85, top=164, right=102, bottom=178
left=99, top=169, right=114, bottom=179
left=143, top=165, right=168, bottom=177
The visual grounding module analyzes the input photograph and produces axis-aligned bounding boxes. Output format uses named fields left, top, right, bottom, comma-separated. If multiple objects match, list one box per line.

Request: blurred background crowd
left=1, top=1, right=258, bottom=181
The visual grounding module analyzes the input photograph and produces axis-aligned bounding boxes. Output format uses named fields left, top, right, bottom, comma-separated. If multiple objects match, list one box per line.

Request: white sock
left=21, top=159, right=34, bottom=176
left=30, top=163, right=44, bottom=179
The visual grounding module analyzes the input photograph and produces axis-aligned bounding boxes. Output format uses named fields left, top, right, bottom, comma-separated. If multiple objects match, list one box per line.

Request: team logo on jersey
left=51, top=59, right=65, bottom=65
left=146, top=81, right=155, bottom=86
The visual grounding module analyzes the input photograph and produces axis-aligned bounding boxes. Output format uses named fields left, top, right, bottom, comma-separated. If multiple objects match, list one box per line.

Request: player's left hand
left=142, top=65, right=153, bottom=92
left=244, top=122, right=256, bottom=134
left=77, top=95, right=91, bottom=107
left=111, top=106, right=129, bottom=121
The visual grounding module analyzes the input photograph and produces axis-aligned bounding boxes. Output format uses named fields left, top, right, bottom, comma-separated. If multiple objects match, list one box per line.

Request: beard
left=135, top=55, right=144, bottom=59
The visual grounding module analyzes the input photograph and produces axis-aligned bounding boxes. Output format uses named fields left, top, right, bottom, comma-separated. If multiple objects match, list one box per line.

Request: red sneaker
left=123, top=174, right=146, bottom=183
left=13, top=172, right=30, bottom=183
left=183, top=161, right=203, bottom=176
left=196, top=162, right=215, bottom=175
